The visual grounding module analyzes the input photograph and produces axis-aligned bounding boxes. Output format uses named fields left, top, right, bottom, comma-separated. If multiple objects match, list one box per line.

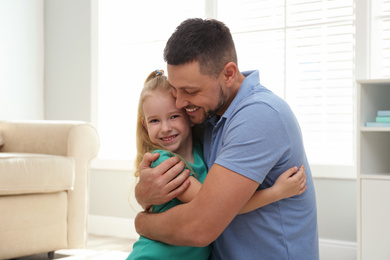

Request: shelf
left=357, top=78, right=390, bottom=85
left=360, top=173, right=390, bottom=181
left=360, top=126, right=390, bottom=132
left=361, top=127, right=390, bottom=132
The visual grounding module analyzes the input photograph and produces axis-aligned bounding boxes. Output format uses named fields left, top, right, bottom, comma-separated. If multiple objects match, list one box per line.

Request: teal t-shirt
left=127, top=142, right=210, bottom=260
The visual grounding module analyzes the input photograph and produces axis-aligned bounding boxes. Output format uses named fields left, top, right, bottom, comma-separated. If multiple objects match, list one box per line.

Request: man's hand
left=135, top=152, right=191, bottom=210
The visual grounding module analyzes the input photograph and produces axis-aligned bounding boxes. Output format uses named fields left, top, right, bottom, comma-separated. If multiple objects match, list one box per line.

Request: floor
left=12, top=234, right=136, bottom=260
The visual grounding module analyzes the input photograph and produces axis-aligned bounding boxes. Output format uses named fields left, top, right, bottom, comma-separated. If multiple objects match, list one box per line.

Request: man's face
left=167, top=61, right=228, bottom=125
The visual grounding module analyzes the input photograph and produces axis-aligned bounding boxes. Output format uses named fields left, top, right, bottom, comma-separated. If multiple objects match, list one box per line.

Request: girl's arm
left=238, top=165, right=306, bottom=214
left=177, top=165, right=307, bottom=214
left=176, top=175, right=203, bottom=203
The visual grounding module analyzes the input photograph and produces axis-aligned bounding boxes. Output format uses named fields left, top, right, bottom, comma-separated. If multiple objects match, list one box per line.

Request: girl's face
left=142, top=90, right=193, bottom=156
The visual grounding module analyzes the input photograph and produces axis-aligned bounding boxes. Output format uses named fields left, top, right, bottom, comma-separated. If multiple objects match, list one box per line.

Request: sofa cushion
left=0, top=153, right=75, bottom=195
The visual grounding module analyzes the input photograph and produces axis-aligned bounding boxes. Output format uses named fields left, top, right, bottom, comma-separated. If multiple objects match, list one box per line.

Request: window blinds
left=372, top=0, right=390, bottom=78
left=218, top=0, right=355, bottom=165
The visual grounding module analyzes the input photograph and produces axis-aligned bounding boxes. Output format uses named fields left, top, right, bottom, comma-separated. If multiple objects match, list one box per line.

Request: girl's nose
left=161, top=121, right=172, bottom=132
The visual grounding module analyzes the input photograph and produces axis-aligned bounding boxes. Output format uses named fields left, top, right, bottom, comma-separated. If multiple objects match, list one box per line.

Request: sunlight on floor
left=14, top=234, right=134, bottom=260
left=54, top=249, right=129, bottom=260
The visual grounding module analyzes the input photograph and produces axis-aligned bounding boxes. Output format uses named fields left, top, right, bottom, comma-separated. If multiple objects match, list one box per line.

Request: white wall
left=0, top=0, right=44, bottom=120
left=315, top=178, right=356, bottom=242
left=44, top=0, right=92, bottom=121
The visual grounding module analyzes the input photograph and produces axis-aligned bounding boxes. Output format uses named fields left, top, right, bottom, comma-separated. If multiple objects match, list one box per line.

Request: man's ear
left=223, top=62, right=237, bottom=88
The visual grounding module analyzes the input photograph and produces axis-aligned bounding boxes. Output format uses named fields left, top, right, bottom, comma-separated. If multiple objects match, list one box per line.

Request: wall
left=0, top=0, right=44, bottom=120
left=89, top=168, right=140, bottom=219
left=315, top=178, right=356, bottom=242
left=44, top=0, right=92, bottom=121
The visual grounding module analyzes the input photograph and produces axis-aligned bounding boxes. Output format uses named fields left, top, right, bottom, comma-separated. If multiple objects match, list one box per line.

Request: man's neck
left=218, top=71, right=246, bottom=116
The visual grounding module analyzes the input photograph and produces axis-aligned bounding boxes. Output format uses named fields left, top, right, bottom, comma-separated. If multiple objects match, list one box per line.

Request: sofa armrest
left=0, top=120, right=99, bottom=158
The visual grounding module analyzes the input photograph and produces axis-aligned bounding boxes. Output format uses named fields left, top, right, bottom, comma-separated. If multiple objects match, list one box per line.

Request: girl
left=127, top=70, right=306, bottom=260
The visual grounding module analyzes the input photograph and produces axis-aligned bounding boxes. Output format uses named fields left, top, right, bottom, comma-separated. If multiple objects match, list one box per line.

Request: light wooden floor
left=13, top=234, right=136, bottom=260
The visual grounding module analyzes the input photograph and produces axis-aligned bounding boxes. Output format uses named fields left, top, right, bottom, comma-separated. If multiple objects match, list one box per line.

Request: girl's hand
left=273, top=165, right=307, bottom=199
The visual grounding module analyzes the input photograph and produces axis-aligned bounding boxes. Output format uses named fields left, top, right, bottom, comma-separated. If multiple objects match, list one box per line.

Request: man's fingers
left=139, top=152, right=160, bottom=169
left=167, top=177, right=191, bottom=200
left=156, top=156, right=181, bottom=176
left=162, top=160, right=186, bottom=183
left=165, top=168, right=191, bottom=190
left=152, top=159, right=189, bottom=200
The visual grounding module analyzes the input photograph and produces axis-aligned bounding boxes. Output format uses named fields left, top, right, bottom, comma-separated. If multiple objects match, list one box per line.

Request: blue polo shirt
left=203, top=70, right=319, bottom=260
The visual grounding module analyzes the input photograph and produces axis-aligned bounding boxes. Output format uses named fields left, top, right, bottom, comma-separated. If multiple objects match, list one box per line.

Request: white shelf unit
left=357, top=79, right=390, bottom=260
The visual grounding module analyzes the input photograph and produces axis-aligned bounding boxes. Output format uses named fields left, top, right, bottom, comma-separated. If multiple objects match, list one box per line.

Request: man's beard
left=205, top=91, right=226, bottom=120
left=190, top=85, right=228, bottom=125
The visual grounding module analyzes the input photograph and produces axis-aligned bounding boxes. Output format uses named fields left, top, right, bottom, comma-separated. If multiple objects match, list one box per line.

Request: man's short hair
left=164, top=18, right=238, bottom=78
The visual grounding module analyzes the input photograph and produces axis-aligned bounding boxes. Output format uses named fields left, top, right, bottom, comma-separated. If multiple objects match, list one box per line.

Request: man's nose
left=175, top=93, right=188, bottom=109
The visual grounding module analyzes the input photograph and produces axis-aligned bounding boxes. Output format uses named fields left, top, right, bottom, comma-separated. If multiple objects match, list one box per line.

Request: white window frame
left=90, top=0, right=382, bottom=180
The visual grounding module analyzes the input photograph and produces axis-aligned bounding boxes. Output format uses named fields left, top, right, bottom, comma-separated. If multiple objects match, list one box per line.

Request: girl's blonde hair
left=134, top=70, right=195, bottom=177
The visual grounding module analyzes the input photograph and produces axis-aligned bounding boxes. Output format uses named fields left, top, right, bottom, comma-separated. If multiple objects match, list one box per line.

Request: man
left=134, top=18, right=319, bottom=260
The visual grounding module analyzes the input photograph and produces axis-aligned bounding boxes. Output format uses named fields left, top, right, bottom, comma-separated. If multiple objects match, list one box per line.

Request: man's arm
left=135, top=152, right=191, bottom=210
left=135, top=163, right=259, bottom=247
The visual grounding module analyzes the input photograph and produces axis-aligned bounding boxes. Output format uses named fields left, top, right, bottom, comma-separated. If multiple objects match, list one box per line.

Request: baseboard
left=88, top=215, right=357, bottom=259
left=88, top=215, right=139, bottom=240
left=319, top=238, right=357, bottom=260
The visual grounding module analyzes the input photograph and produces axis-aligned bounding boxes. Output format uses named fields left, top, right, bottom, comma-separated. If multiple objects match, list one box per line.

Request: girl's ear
left=141, top=118, right=148, bottom=131
left=223, top=62, right=237, bottom=88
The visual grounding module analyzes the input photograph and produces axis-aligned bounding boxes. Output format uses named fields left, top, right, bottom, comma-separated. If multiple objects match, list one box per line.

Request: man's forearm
left=135, top=202, right=215, bottom=247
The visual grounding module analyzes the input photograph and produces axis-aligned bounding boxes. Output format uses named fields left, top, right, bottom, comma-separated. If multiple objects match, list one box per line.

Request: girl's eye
left=149, top=119, right=159, bottom=123
left=171, top=115, right=180, bottom=119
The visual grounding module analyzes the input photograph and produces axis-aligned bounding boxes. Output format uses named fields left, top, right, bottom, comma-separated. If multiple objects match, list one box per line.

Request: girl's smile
left=161, top=134, right=178, bottom=143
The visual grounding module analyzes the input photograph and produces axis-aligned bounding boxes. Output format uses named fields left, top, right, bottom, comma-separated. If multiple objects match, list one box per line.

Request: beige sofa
left=0, top=121, right=99, bottom=259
